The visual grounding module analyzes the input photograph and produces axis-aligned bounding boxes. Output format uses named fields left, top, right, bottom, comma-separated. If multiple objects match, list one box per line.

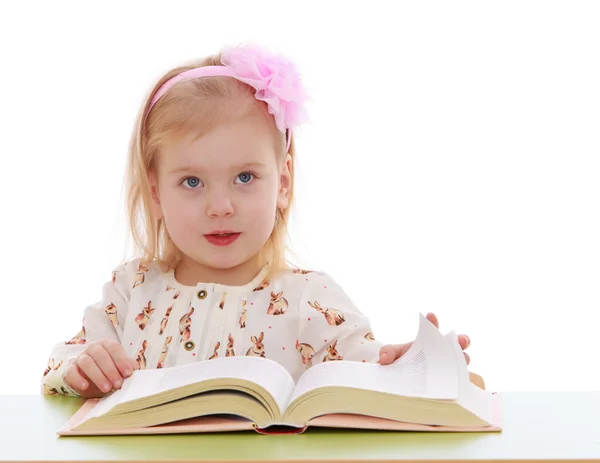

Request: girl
left=41, top=44, right=473, bottom=398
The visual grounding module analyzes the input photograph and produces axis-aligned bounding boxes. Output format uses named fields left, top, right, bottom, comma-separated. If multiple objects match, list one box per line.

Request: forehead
left=158, top=113, right=282, bottom=173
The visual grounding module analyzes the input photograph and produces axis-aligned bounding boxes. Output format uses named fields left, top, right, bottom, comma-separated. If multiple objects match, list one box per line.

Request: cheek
left=245, top=187, right=278, bottom=221
left=160, top=190, right=198, bottom=228
left=246, top=194, right=276, bottom=214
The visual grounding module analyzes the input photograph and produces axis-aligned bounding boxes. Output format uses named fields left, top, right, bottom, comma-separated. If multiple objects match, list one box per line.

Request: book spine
left=253, top=423, right=307, bottom=435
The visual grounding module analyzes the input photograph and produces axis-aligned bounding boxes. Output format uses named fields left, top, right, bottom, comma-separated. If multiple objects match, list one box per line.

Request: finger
left=77, top=352, right=114, bottom=393
left=90, top=344, right=126, bottom=389
left=64, top=364, right=107, bottom=398
left=464, top=352, right=470, bottom=365
left=101, top=339, right=134, bottom=378
left=458, top=334, right=470, bottom=350
left=78, top=381, right=106, bottom=399
left=63, top=363, right=90, bottom=393
left=378, top=342, right=412, bottom=364
left=426, top=312, right=439, bottom=329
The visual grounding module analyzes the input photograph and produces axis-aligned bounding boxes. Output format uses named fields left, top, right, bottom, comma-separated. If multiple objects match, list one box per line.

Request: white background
left=0, top=1, right=598, bottom=394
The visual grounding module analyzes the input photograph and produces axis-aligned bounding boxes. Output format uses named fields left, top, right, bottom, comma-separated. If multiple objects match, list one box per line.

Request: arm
left=297, top=272, right=383, bottom=366
left=297, top=272, right=486, bottom=389
left=41, top=261, right=136, bottom=397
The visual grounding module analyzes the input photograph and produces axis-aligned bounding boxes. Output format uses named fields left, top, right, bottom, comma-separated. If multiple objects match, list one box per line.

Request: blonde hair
left=125, top=52, right=297, bottom=282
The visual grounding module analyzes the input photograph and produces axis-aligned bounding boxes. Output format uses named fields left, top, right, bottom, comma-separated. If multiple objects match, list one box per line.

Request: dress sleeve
left=297, top=272, right=384, bottom=367
left=41, top=260, right=138, bottom=397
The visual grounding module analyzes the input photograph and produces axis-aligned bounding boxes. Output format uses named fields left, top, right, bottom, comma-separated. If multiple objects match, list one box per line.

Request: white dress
left=42, top=258, right=383, bottom=396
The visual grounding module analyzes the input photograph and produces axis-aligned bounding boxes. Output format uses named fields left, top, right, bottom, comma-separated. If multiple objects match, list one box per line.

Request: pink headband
left=146, top=44, right=309, bottom=152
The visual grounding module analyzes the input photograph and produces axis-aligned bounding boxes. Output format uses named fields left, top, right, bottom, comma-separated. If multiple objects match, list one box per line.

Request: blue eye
left=183, top=177, right=201, bottom=189
left=236, top=172, right=255, bottom=184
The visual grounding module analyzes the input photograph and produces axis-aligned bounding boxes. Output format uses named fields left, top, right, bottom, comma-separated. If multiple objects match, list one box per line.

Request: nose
left=206, top=189, right=235, bottom=218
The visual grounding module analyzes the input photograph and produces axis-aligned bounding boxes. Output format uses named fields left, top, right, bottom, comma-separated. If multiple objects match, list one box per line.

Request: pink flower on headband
left=220, top=44, right=309, bottom=134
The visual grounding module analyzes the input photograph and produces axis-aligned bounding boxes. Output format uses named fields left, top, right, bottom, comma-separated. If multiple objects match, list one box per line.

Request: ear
left=276, top=153, right=292, bottom=210
left=148, top=169, right=164, bottom=220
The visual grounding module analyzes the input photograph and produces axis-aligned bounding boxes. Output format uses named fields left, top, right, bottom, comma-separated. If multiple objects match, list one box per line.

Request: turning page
left=445, top=330, right=496, bottom=425
left=287, top=313, right=459, bottom=406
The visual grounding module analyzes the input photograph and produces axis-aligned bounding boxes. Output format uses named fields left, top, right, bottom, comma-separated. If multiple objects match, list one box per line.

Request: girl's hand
left=377, top=312, right=471, bottom=365
left=63, top=339, right=139, bottom=398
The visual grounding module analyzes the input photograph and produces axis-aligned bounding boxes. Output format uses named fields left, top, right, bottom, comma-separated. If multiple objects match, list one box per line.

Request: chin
left=199, top=252, right=253, bottom=271
left=206, top=259, right=245, bottom=270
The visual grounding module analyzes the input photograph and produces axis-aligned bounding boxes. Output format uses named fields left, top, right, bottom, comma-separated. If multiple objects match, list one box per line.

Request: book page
left=84, top=356, right=296, bottom=419
left=445, top=330, right=496, bottom=424
left=288, top=313, right=459, bottom=406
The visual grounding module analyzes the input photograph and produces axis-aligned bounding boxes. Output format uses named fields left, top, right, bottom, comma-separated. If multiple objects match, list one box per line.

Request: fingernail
left=81, top=382, right=88, bottom=390
left=124, top=368, right=132, bottom=377
left=102, top=383, right=111, bottom=392
left=114, top=379, right=122, bottom=388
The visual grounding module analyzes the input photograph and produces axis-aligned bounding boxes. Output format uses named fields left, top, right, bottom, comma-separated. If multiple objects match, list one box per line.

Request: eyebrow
left=168, top=162, right=268, bottom=175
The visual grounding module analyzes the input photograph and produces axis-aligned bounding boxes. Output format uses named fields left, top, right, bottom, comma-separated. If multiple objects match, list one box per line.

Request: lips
left=208, top=230, right=237, bottom=236
left=204, top=232, right=241, bottom=247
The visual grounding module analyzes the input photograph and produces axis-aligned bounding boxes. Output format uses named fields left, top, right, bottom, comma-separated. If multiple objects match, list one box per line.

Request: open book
left=58, top=314, right=501, bottom=435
